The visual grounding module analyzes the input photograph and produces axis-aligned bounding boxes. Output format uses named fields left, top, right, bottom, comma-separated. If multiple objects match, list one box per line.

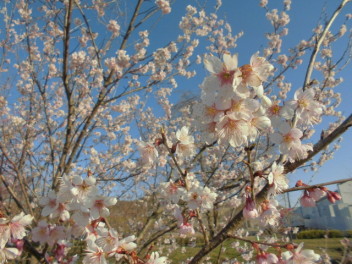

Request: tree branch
left=303, top=0, right=351, bottom=90
left=282, top=177, right=352, bottom=193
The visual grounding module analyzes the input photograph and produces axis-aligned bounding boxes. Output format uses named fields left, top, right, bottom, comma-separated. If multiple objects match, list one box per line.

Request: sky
left=146, top=0, right=352, bottom=205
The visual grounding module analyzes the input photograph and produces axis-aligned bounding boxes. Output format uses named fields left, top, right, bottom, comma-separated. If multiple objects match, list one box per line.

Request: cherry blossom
left=185, top=184, right=217, bottom=211
left=259, top=200, right=281, bottom=227
left=268, top=162, right=288, bottom=194
left=283, top=88, right=324, bottom=126
left=300, top=192, right=316, bottom=207
left=243, top=193, right=259, bottom=219
left=83, top=240, right=107, bottom=264
left=216, top=113, right=249, bottom=147
left=146, top=252, right=168, bottom=264
left=31, top=220, right=51, bottom=245
left=271, top=122, right=306, bottom=159
left=87, top=196, right=117, bottom=220
left=39, top=191, right=70, bottom=221
left=257, top=251, right=279, bottom=264
left=8, top=213, right=33, bottom=240
left=237, top=52, right=274, bottom=96
left=137, top=141, right=159, bottom=167
left=281, top=243, right=320, bottom=263
left=175, top=126, right=196, bottom=157
left=95, top=229, right=120, bottom=252
left=0, top=247, right=19, bottom=263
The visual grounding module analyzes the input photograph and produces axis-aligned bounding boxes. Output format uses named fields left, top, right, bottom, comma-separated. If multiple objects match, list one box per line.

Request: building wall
left=339, top=181, right=352, bottom=205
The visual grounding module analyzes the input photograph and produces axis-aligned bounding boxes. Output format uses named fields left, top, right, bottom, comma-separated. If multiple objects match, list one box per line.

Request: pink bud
left=327, top=191, right=342, bottom=204
left=179, top=222, right=195, bottom=235
left=300, top=192, right=316, bottom=207
left=243, top=196, right=259, bottom=219
left=296, top=180, right=304, bottom=187
left=11, top=239, right=24, bottom=254
left=331, top=191, right=342, bottom=200
left=54, top=243, right=66, bottom=262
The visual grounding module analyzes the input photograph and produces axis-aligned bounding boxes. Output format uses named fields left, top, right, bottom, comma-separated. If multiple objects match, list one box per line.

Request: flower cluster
left=30, top=174, right=167, bottom=263
left=194, top=52, right=273, bottom=147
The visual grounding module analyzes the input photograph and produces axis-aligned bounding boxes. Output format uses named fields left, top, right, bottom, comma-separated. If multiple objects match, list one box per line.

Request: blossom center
left=298, top=99, right=309, bottom=108
left=205, top=105, right=218, bottom=117
left=225, top=119, right=239, bottom=130
left=49, top=199, right=57, bottom=208
left=283, top=134, right=294, bottom=143
left=217, top=69, right=235, bottom=86
left=269, top=104, right=281, bottom=115
left=94, top=200, right=104, bottom=209
left=192, top=193, right=198, bottom=200
left=239, top=64, right=253, bottom=81
left=230, top=101, right=242, bottom=112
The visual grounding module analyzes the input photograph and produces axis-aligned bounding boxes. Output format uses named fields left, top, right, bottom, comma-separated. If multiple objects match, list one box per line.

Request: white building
left=291, top=181, right=352, bottom=230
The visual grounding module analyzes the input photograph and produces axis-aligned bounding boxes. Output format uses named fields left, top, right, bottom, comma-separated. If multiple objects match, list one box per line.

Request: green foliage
left=328, top=230, right=344, bottom=238
left=297, top=229, right=344, bottom=239
left=344, top=230, right=352, bottom=238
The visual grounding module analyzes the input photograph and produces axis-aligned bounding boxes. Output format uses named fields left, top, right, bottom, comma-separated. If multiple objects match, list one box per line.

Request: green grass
left=164, top=237, right=345, bottom=263
left=294, top=238, right=344, bottom=262
left=167, top=238, right=244, bottom=263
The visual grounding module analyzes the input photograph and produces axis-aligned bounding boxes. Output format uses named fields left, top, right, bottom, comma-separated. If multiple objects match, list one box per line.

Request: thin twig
left=303, top=0, right=351, bottom=91
left=227, top=234, right=292, bottom=249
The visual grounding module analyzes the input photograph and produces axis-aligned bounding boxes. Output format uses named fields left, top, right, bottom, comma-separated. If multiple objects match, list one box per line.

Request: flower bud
left=295, top=180, right=304, bottom=187
left=300, top=192, right=316, bottom=207
left=171, top=143, right=177, bottom=153
left=154, top=138, right=164, bottom=146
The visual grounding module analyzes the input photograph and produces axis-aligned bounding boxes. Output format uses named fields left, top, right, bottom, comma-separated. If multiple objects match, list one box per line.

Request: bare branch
left=303, top=0, right=351, bottom=90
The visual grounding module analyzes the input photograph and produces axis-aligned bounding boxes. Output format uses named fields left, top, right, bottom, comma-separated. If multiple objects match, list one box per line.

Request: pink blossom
left=9, top=212, right=33, bottom=240
left=107, top=20, right=120, bottom=36
left=283, top=88, right=324, bottom=126
left=271, top=122, right=303, bottom=157
left=31, top=221, right=65, bottom=247
left=309, top=188, right=326, bottom=201
left=0, top=218, right=10, bottom=249
left=146, top=252, right=168, bottom=264
left=175, top=126, right=195, bottom=157
left=243, top=194, right=259, bottom=219
left=31, top=220, right=50, bottom=245
left=83, top=240, right=107, bottom=264
left=95, top=229, right=120, bottom=252
left=39, top=190, right=70, bottom=221
left=239, top=52, right=274, bottom=88
left=88, top=196, right=117, bottom=220
left=216, top=113, right=249, bottom=147
left=137, top=141, right=159, bottom=167
left=179, top=222, right=195, bottom=235
left=268, top=162, right=288, bottom=194
left=257, top=251, right=279, bottom=264
left=155, top=0, right=171, bottom=14
left=281, top=243, right=320, bottom=263
left=0, top=247, right=19, bottom=262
